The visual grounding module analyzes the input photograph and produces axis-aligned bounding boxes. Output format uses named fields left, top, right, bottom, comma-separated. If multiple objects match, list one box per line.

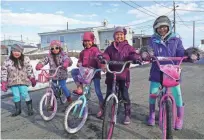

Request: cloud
left=90, top=2, right=102, bottom=6
left=74, top=14, right=97, bottom=18
left=56, top=11, right=64, bottom=14
left=1, top=8, right=101, bottom=27
left=106, top=8, right=118, bottom=13
left=25, top=9, right=32, bottom=12
left=20, top=8, right=25, bottom=10
left=110, top=4, right=119, bottom=7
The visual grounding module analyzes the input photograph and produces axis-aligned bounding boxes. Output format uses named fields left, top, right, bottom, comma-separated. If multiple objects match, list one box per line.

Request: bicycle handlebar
left=103, top=60, right=132, bottom=74
left=41, top=66, right=62, bottom=78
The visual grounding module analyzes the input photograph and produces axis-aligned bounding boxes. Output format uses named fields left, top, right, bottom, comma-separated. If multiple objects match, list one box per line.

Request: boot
left=147, top=104, right=155, bottom=126
left=62, top=96, right=72, bottom=112
left=96, top=103, right=104, bottom=118
left=123, top=103, right=131, bottom=125
left=11, top=101, right=21, bottom=117
left=26, top=100, right=34, bottom=116
left=67, top=96, right=72, bottom=103
left=73, top=84, right=83, bottom=95
left=175, top=106, right=184, bottom=130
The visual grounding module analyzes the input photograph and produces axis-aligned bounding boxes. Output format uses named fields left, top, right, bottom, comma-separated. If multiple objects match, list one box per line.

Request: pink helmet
left=50, top=40, right=61, bottom=47
left=83, top=32, right=95, bottom=42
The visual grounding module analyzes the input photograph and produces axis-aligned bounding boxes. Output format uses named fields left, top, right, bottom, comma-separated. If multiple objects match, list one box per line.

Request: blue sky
left=1, top=1, right=204, bottom=48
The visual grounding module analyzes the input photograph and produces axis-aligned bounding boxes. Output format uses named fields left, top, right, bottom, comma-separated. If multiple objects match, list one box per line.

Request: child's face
left=114, top=32, right=125, bottom=42
left=83, top=40, right=93, bottom=48
left=157, top=25, right=169, bottom=36
left=12, top=51, right=21, bottom=58
left=51, top=45, right=60, bottom=54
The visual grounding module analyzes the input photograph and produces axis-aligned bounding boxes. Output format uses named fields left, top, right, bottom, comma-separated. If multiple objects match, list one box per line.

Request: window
left=60, top=36, right=64, bottom=42
left=47, top=36, right=50, bottom=43
left=133, top=39, right=136, bottom=44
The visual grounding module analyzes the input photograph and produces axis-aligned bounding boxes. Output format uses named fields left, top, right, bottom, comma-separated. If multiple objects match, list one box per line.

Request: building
left=1, top=40, right=38, bottom=55
left=38, top=25, right=133, bottom=51
left=198, top=39, right=204, bottom=51
left=132, top=34, right=151, bottom=49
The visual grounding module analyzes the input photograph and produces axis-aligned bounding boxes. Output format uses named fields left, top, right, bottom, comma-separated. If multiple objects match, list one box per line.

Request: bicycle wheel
left=64, top=100, right=88, bottom=134
left=161, top=100, right=173, bottom=139
left=102, top=96, right=117, bottom=139
left=39, top=93, right=57, bottom=121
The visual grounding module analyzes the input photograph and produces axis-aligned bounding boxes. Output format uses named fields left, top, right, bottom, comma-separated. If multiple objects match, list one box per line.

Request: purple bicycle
left=150, top=56, right=187, bottom=139
left=101, top=60, right=133, bottom=139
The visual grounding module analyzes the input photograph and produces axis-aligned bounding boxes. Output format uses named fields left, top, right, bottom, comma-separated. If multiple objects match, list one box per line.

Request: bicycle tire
left=161, top=99, right=173, bottom=139
left=39, top=93, right=57, bottom=121
left=64, top=100, right=88, bottom=134
left=102, top=96, right=117, bottom=139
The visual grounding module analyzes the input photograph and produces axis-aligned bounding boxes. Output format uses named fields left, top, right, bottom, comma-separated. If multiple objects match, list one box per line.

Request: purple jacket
left=78, top=45, right=102, bottom=79
left=149, top=34, right=185, bottom=82
left=102, top=41, right=141, bottom=86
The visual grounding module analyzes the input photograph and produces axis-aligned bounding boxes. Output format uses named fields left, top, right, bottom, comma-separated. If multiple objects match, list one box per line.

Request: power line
left=121, top=0, right=158, bottom=17
left=153, top=1, right=204, bottom=12
left=130, top=1, right=160, bottom=16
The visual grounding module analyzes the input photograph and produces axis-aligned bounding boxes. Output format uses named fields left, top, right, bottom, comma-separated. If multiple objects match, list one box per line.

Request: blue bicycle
left=64, top=68, right=101, bottom=134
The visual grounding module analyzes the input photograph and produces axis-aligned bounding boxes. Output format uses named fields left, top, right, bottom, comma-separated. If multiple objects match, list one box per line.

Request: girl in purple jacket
left=101, top=27, right=141, bottom=125
left=146, top=15, right=199, bottom=130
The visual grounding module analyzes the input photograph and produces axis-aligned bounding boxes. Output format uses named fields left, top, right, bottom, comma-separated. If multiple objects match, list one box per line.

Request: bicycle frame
left=104, top=60, right=132, bottom=124
left=72, top=69, right=102, bottom=118
left=39, top=66, right=62, bottom=107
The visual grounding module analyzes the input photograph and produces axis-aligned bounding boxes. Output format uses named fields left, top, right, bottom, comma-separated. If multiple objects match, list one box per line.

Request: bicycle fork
left=73, top=95, right=87, bottom=118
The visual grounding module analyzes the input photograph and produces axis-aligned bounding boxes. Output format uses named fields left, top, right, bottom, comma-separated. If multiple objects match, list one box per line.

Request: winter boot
left=11, top=101, right=21, bottom=117
left=175, top=106, right=184, bottom=130
left=26, top=100, right=34, bottom=116
left=147, top=104, right=155, bottom=126
left=123, top=103, right=131, bottom=125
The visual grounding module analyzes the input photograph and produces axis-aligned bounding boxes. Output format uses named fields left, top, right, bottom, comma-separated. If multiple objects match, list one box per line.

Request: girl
left=145, top=15, right=200, bottom=130
left=71, top=32, right=104, bottom=118
left=36, top=40, right=72, bottom=105
left=99, top=27, right=142, bottom=125
left=1, top=44, right=36, bottom=117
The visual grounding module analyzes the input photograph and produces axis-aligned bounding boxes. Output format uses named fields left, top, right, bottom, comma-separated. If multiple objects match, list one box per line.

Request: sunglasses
left=51, top=47, right=59, bottom=51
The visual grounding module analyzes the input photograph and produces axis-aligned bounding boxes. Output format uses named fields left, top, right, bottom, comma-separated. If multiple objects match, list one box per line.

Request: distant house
left=198, top=39, right=204, bottom=51
left=132, top=34, right=151, bottom=49
left=1, top=45, right=8, bottom=55
left=1, top=40, right=38, bottom=55
left=38, top=26, right=133, bottom=51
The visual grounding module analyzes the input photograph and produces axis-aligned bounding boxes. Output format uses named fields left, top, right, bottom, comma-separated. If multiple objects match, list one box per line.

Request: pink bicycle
left=150, top=56, right=187, bottom=139
left=38, top=66, right=67, bottom=121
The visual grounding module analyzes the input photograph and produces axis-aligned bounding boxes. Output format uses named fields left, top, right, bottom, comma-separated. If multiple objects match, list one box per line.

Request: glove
left=97, top=55, right=106, bottom=64
left=185, top=47, right=201, bottom=63
left=63, top=59, right=69, bottom=69
left=132, top=59, right=142, bottom=65
left=1, top=82, right=8, bottom=92
left=139, top=46, right=154, bottom=61
left=30, top=78, right=37, bottom=87
left=36, top=63, right=43, bottom=70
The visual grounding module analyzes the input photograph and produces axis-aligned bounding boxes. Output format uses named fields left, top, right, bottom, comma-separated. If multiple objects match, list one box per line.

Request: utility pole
left=67, top=22, right=68, bottom=30
left=21, top=34, right=23, bottom=42
left=193, top=21, right=195, bottom=47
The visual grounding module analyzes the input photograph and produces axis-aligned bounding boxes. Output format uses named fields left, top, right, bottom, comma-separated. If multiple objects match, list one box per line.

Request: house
left=132, top=34, right=151, bottom=49
left=1, top=45, right=8, bottom=55
left=198, top=39, right=204, bottom=51
left=38, top=25, right=133, bottom=51
left=1, top=40, right=38, bottom=55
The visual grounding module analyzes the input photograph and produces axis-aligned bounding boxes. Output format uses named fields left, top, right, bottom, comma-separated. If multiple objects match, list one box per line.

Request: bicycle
left=64, top=68, right=102, bottom=134
left=149, top=56, right=187, bottom=139
left=38, top=66, right=67, bottom=121
left=101, top=60, right=133, bottom=139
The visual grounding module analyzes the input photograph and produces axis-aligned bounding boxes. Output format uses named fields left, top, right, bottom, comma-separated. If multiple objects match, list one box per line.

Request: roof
left=38, top=26, right=107, bottom=36
left=1, top=39, right=25, bottom=43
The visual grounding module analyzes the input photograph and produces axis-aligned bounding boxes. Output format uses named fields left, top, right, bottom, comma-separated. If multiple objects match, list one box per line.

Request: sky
left=1, top=0, right=204, bottom=48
